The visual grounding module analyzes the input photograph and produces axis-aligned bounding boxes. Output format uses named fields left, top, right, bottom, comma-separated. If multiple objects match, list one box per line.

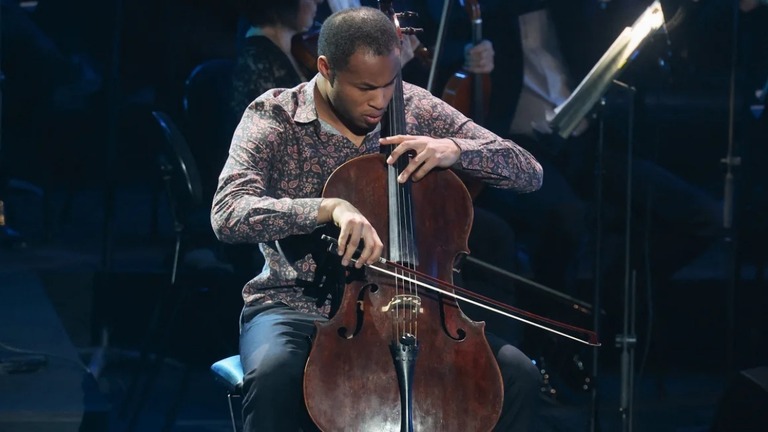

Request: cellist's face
left=325, top=48, right=401, bottom=136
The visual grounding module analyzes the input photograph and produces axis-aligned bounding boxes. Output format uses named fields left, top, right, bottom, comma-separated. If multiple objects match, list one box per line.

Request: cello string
left=395, top=75, right=419, bottom=341
left=393, top=166, right=403, bottom=341
left=389, top=63, right=417, bottom=342
left=346, top=256, right=599, bottom=346
left=385, top=71, right=404, bottom=344
left=370, top=263, right=596, bottom=345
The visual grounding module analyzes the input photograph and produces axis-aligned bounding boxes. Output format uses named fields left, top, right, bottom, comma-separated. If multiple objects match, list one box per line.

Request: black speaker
left=711, top=366, right=768, bottom=431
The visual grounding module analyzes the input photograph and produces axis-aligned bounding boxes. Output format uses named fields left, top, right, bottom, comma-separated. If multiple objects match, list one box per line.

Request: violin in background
left=291, top=29, right=320, bottom=76
left=440, top=0, right=491, bottom=126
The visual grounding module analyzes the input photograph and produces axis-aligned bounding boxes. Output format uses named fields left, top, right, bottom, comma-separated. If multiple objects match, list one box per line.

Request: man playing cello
left=212, top=6, right=543, bottom=431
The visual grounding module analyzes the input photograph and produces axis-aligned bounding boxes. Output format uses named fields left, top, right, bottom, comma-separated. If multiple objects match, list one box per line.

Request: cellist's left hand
left=399, top=34, right=422, bottom=66
left=464, top=40, right=494, bottom=74
left=381, top=135, right=461, bottom=183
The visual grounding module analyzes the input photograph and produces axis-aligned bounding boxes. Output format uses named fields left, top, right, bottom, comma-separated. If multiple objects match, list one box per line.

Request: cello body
left=303, top=155, right=503, bottom=431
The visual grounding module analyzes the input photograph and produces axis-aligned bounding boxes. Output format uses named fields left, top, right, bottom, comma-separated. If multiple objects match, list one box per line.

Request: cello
left=302, top=2, right=503, bottom=431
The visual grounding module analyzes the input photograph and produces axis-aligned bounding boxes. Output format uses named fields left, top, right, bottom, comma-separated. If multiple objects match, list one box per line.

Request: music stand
left=547, top=2, right=666, bottom=431
left=548, top=1, right=665, bottom=137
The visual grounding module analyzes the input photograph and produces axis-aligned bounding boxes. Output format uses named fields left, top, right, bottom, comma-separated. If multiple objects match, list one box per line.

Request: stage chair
left=182, top=58, right=265, bottom=295
left=211, top=354, right=244, bottom=432
left=119, top=111, right=236, bottom=432
left=182, top=58, right=237, bottom=200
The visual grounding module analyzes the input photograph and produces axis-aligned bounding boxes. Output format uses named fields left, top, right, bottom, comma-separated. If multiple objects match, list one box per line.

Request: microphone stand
left=617, top=270, right=638, bottom=431
left=721, top=0, right=741, bottom=376
left=612, top=80, right=638, bottom=432
left=88, top=0, right=124, bottom=379
left=586, top=96, right=606, bottom=432
left=426, top=0, right=453, bottom=94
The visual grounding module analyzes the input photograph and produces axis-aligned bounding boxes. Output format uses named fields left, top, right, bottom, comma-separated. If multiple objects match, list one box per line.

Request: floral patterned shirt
left=211, top=76, right=543, bottom=315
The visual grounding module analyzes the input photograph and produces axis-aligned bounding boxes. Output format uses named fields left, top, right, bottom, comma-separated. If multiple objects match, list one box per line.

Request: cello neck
left=379, top=0, right=419, bottom=266
left=466, top=0, right=482, bottom=46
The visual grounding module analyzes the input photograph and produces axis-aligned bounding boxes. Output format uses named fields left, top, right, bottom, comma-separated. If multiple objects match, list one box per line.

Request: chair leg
left=227, top=393, right=238, bottom=432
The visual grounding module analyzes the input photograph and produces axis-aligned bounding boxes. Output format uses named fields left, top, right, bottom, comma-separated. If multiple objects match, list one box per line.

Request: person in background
left=229, top=0, right=325, bottom=123
left=477, top=2, right=722, bottom=398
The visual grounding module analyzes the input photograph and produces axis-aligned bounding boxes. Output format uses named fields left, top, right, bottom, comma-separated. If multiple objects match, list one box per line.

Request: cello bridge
left=381, top=294, right=422, bottom=315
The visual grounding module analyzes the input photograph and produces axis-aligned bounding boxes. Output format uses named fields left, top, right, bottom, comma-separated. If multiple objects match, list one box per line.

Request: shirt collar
left=245, top=26, right=264, bottom=38
left=294, top=75, right=320, bottom=124
left=293, top=75, right=381, bottom=138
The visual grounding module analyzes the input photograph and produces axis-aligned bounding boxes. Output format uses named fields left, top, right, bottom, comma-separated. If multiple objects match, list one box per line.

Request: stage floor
left=0, top=182, right=764, bottom=432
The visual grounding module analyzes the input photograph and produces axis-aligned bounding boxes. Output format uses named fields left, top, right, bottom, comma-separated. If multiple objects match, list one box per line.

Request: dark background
left=1, top=0, right=766, bottom=431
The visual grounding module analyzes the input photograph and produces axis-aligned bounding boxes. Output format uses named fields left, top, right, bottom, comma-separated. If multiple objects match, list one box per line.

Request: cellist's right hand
left=319, top=198, right=384, bottom=268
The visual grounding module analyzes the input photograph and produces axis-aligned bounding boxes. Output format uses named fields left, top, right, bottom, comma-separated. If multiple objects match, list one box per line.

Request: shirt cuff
left=449, top=138, right=484, bottom=169
left=289, top=197, right=324, bottom=234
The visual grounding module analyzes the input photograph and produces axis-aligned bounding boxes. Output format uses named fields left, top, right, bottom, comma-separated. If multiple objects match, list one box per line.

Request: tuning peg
left=395, top=11, right=419, bottom=19
left=400, top=26, right=424, bottom=35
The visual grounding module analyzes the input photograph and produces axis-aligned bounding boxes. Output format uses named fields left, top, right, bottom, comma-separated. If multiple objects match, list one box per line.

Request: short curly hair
left=237, top=0, right=300, bottom=28
left=317, top=7, right=400, bottom=73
